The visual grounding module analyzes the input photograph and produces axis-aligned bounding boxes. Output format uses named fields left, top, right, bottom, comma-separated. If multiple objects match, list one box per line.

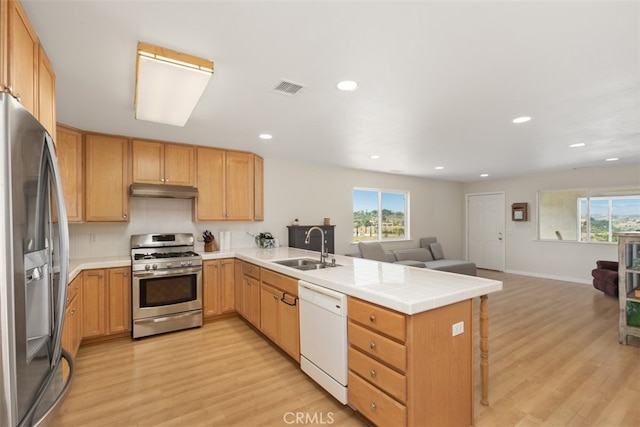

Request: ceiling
left=23, top=0, right=640, bottom=183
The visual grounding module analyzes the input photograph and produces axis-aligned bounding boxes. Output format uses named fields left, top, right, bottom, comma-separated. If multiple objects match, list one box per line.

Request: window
left=353, top=188, right=409, bottom=242
left=538, top=187, right=640, bottom=242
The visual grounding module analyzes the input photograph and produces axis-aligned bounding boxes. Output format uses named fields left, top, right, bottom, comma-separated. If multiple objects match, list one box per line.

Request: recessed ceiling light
left=370, top=154, right=380, bottom=159
left=259, top=134, right=272, bottom=140
left=480, top=173, right=489, bottom=178
left=606, top=157, right=619, bottom=162
left=435, top=166, right=444, bottom=170
left=569, top=143, right=586, bottom=148
left=512, top=116, right=531, bottom=124
left=337, top=80, right=358, bottom=91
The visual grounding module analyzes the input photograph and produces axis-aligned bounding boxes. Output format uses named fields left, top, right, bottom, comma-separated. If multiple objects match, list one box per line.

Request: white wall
left=462, top=163, right=640, bottom=284
left=69, top=157, right=466, bottom=259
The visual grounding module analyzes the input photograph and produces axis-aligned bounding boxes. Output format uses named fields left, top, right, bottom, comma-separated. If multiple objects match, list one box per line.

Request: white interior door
left=467, top=193, right=505, bottom=271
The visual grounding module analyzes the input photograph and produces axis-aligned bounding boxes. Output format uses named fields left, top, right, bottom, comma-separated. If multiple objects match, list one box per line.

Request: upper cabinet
left=132, top=139, right=195, bottom=187
left=85, top=133, right=130, bottom=222
left=37, top=45, right=55, bottom=138
left=56, top=125, right=84, bottom=222
left=195, top=148, right=258, bottom=221
left=2, top=1, right=56, bottom=139
left=254, top=155, right=264, bottom=221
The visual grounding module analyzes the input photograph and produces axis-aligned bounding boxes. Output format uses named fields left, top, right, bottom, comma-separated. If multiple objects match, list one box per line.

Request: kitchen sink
left=272, top=258, right=340, bottom=270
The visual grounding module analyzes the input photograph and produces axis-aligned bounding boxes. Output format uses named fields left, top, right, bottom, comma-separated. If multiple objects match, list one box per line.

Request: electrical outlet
left=90, top=234, right=97, bottom=244
left=452, top=321, right=464, bottom=336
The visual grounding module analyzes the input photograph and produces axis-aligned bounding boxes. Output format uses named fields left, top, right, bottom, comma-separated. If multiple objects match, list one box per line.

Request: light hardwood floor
left=51, top=271, right=639, bottom=426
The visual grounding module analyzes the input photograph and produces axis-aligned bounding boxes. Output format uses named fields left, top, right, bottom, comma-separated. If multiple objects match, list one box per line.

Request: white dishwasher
left=298, top=280, right=348, bottom=404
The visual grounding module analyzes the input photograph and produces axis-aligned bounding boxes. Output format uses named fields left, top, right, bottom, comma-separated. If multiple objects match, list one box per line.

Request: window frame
left=352, top=187, right=410, bottom=243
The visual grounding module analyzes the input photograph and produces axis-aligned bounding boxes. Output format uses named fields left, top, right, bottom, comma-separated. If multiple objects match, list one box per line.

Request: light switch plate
left=452, top=321, right=464, bottom=336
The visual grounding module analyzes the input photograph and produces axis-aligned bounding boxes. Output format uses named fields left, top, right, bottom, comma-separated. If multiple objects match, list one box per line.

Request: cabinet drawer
left=349, top=297, right=406, bottom=342
left=349, top=347, right=407, bottom=403
left=348, top=321, right=406, bottom=373
left=243, top=262, right=260, bottom=280
left=348, top=371, right=407, bottom=427
left=261, top=268, right=298, bottom=295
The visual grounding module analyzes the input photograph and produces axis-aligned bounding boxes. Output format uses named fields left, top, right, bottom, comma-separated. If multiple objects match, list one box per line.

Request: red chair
left=591, top=260, right=619, bottom=297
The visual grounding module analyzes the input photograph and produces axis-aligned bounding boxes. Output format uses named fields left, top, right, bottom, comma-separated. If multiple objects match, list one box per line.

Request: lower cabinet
left=347, top=297, right=472, bottom=427
left=82, top=267, right=131, bottom=340
left=203, top=259, right=235, bottom=319
left=240, top=261, right=261, bottom=327
left=259, top=269, right=300, bottom=361
left=62, top=274, right=83, bottom=380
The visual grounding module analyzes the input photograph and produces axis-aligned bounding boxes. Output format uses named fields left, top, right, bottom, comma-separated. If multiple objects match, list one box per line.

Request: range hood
left=129, top=183, right=198, bottom=199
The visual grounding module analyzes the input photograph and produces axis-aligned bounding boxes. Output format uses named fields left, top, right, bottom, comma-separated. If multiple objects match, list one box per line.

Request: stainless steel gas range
left=130, top=233, right=203, bottom=338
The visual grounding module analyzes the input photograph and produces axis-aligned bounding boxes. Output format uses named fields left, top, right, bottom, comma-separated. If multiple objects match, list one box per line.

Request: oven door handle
left=133, top=268, right=202, bottom=278
left=136, top=311, right=201, bottom=324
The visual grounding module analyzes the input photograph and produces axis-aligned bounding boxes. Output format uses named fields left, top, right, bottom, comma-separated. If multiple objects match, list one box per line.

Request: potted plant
left=249, top=232, right=275, bottom=248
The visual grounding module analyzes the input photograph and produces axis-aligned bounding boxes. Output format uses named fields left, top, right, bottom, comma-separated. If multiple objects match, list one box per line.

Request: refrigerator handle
left=44, top=133, right=70, bottom=368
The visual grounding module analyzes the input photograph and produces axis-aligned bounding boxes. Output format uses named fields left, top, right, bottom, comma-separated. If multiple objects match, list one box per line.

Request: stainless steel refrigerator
left=0, top=92, right=73, bottom=426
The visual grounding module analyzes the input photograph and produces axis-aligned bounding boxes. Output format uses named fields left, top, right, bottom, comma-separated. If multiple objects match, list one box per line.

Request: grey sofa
left=355, top=237, right=477, bottom=276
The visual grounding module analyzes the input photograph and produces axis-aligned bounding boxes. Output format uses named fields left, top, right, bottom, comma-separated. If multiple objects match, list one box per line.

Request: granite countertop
left=70, top=246, right=502, bottom=315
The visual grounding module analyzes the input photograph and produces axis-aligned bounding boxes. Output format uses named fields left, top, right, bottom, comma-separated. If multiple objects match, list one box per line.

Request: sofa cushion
left=429, top=242, right=444, bottom=260
left=591, top=268, right=618, bottom=283
left=393, top=248, right=433, bottom=262
left=425, top=260, right=477, bottom=276
left=419, top=237, right=437, bottom=249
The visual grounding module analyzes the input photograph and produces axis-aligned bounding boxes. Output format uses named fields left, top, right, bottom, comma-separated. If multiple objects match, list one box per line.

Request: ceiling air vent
left=272, top=80, right=304, bottom=96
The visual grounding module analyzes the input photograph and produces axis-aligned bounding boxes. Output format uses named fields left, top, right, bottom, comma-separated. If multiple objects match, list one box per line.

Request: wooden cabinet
left=203, top=258, right=235, bottom=319
left=617, top=232, right=640, bottom=344
left=5, top=0, right=38, bottom=116
left=240, top=261, right=261, bottom=327
left=84, top=133, right=129, bottom=222
left=195, top=148, right=260, bottom=221
left=62, top=274, right=82, bottom=358
left=132, top=139, right=195, bottom=186
left=347, top=297, right=473, bottom=427
left=254, top=155, right=264, bottom=221
left=82, top=267, right=131, bottom=340
left=259, top=269, right=299, bottom=361
left=234, top=259, right=244, bottom=316
left=37, top=44, right=55, bottom=138
left=55, top=125, right=83, bottom=222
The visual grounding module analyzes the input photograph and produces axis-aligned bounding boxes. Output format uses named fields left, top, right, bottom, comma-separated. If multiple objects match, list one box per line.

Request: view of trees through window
left=353, top=188, right=408, bottom=242
left=538, top=188, right=640, bottom=242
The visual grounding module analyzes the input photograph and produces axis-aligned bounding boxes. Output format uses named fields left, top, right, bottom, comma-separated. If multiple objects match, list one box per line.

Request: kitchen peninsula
left=68, top=246, right=502, bottom=426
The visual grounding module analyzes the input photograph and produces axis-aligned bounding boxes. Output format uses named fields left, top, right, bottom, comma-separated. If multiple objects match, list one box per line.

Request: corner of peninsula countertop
left=69, top=246, right=502, bottom=315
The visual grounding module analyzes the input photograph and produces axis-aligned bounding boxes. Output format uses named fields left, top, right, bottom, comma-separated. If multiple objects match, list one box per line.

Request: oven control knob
left=188, top=261, right=193, bottom=266
left=166, top=263, right=172, bottom=268
left=145, top=264, right=151, bottom=271
left=152, top=264, right=158, bottom=270
left=180, top=261, right=186, bottom=267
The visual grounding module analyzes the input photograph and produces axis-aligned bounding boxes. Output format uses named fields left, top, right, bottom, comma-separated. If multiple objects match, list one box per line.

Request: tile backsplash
left=68, top=198, right=262, bottom=259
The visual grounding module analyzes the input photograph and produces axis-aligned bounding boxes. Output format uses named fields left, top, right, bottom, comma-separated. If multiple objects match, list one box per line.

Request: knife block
left=204, top=238, right=218, bottom=252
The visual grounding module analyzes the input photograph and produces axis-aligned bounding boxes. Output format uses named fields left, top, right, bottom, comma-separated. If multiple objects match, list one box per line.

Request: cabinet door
left=132, top=139, right=164, bottom=184
left=225, top=151, right=254, bottom=220
left=85, top=134, right=129, bottom=222
left=164, top=143, right=195, bottom=186
left=234, top=259, right=243, bottom=315
left=279, top=293, right=300, bottom=361
left=254, top=155, right=264, bottom=221
left=37, top=45, right=55, bottom=138
left=203, top=260, right=220, bottom=318
left=195, top=147, right=225, bottom=221
left=7, top=0, right=38, bottom=116
left=107, top=267, right=131, bottom=334
left=82, top=269, right=106, bottom=338
left=55, top=125, right=84, bottom=222
left=260, top=282, right=279, bottom=341
left=219, top=259, right=235, bottom=313
left=249, top=276, right=261, bottom=327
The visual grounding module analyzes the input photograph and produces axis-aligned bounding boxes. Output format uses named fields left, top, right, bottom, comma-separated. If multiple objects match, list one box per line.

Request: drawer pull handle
left=370, top=370, right=376, bottom=378
left=369, top=342, right=376, bottom=350
left=369, top=314, right=376, bottom=322
left=370, top=402, right=376, bottom=411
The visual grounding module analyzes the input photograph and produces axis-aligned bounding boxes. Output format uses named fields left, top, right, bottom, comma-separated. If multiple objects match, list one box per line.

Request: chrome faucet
left=305, top=226, right=328, bottom=264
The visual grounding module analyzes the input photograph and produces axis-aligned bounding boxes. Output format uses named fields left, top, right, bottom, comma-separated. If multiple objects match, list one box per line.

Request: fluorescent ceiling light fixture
left=135, top=42, right=214, bottom=126
left=569, top=143, right=586, bottom=148
left=370, top=154, right=380, bottom=159
left=435, top=166, right=444, bottom=170
left=337, top=80, right=358, bottom=91
left=512, top=116, right=531, bottom=124
left=606, top=157, right=619, bottom=162
left=259, top=134, right=273, bottom=140
left=480, top=173, right=489, bottom=178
